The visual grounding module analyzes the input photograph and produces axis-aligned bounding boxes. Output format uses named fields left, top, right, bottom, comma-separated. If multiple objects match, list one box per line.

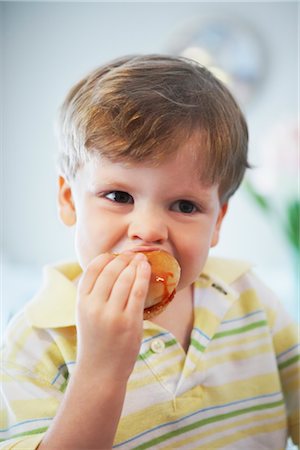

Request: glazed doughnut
left=142, top=250, right=181, bottom=319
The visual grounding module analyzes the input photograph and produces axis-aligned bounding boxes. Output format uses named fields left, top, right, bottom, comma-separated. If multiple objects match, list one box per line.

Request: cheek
left=74, top=212, right=126, bottom=268
left=73, top=214, right=104, bottom=267
left=175, top=233, right=211, bottom=289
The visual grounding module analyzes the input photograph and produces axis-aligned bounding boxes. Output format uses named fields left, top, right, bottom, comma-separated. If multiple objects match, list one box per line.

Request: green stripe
left=165, top=339, right=177, bottom=349
left=133, top=399, right=284, bottom=450
left=213, top=320, right=268, bottom=340
left=0, top=426, right=48, bottom=442
left=278, top=354, right=300, bottom=370
left=190, top=338, right=205, bottom=352
left=138, top=339, right=177, bottom=361
left=59, top=378, right=68, bottom=393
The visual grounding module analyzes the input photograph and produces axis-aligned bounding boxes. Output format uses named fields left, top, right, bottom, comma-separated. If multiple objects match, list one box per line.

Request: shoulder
left=203, top=256, right=252, bottom=285
left=1, top=261, right=80, bottom=383
left=202, top=258, right=299, bottom=362
left=1, top=308, right=48, bottom=380
left=204, top=256, right=280, bottom=306
left=203, top=256, right=295, bottom=328
left=24, top=261, right=80, bottom=328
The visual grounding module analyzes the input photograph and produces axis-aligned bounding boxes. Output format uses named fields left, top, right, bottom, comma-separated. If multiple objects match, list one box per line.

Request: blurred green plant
left=245, top=180, right=300, bottom=260
left=244, top=119, right=299, bottom=264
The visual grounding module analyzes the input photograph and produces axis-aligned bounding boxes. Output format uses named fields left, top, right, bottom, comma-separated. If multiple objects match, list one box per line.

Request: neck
left=151, top=285, right=194, bottom=352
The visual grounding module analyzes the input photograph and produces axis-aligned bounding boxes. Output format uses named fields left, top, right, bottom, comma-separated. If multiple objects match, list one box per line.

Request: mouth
left=128, top=246, right=164, bottom=253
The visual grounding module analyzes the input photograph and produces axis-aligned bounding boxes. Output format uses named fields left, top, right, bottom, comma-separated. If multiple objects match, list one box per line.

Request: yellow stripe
left=204, top=343, right=274, bottom=369
left=126, top=372, right=160, bottom=391
left=273, top=325, right=298, bottom=355
left=203, top=374, right=282, bottom=406
left=138, top=347, right=184, bottom=372
left=128, top=355, right=189, bottom=390
left=34, top=342, right=66, bottom=382
left=8, top=327, right=32, bottom=361
left=115, top=389, right=202, bottom=444
left=116, top=376, right=282, bottom=445
left=0, top=433, right=45, bottom=449
left=222, top=290, right=262, bottom=320
left=194, top=307, right=220, bottom=335
left=188, top=348, right=206, bottom=367
left=51, top=327, right=77, bottom=354
left=0, top=371, right=51, bottom=387
left=207, top=330, right=269, bottom=352
left=281, top=364, right=300, bottom=388
left=11, top=398, right=59, bottom=421
left=289, top=416, right=300, bottom=444
left=283, top=376, right=300, bottom=392
left=160, top=409, right=285, bottom=449
left=203, top=418, right=286, bottom=448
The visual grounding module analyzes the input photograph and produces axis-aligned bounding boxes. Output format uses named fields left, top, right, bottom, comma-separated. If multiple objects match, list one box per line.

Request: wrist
left=71, top=363, right=129, bottom=392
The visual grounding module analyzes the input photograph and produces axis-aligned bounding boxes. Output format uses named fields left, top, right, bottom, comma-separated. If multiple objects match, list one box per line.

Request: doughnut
left=142, top=250, right=181, bottom=319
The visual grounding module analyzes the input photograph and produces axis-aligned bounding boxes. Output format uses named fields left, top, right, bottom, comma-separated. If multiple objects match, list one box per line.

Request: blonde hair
left=56, top=54, right=249, bottom=203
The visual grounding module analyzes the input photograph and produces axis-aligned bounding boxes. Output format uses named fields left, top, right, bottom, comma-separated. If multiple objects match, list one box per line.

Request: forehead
left=78, top=134, right=215, bottom=196
left=88, top=128, right=210, bottom=177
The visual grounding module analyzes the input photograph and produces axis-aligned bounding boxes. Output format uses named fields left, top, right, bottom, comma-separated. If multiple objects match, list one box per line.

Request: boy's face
left=58, top=140, right=227, bottom=293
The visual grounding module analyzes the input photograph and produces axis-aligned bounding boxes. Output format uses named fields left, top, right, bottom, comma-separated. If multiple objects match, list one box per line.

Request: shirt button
left=150, top=339, right=165, bottom=353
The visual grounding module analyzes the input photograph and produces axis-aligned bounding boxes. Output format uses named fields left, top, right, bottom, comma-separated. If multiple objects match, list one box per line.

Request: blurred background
left=1, top=1, right=299, bottom=335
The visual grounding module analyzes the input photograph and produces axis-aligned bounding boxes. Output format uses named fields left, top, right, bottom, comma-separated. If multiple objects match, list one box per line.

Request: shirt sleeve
left=233, top=270, right=300, bottom=446
left=0, top=435, right=45, bottom=450
left=0, top=315, right=66, bottom=449
left=0, top=361, right=63, bottom=449
left=270, top=301, right=300, bottom=445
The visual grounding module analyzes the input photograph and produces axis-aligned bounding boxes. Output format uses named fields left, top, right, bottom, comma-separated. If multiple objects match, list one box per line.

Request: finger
left=108, top=263, right=137, bottom=311
left=126, top=259, right=151, bottom=316
left=91, top=252, right=135, bottom=303
left=108, top=253, right=147, bottom=311
left=78, top=253, right=116, bottom=296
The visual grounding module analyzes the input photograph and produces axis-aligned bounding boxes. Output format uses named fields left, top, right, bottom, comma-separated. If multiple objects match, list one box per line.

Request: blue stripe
left=193, top=327, right=210, bottom=341
left=277, top=343, right=300, bottom=359
left=142, top=332, right=170, bottom=344
left=51, top=361, right=75, bottom=385
left=113, top=391, right=282, bottom=448
left=0, top=417, right=53, bottom=433
left=221, top=310, right=263, bottom=324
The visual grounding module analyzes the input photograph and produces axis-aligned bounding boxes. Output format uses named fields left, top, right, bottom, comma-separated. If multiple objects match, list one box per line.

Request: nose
left=128, top=208, right=168, bottom=244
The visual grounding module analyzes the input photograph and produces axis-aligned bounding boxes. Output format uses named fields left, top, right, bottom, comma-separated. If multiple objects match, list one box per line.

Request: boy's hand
left=75, top=252, right=151, bottom=382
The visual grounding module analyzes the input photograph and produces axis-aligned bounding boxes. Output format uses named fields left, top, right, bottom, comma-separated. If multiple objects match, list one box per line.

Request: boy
left=0, top=54, right=299, bottom=449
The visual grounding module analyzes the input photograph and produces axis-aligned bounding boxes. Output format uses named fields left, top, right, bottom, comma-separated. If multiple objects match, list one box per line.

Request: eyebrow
left=87, top=174, right=218, bottom=203
left=88, top=179, right=133, bottom=192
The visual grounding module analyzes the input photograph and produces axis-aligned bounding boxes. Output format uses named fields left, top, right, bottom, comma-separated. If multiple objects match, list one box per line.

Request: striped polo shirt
left=0, top=258, right=299, bottom=449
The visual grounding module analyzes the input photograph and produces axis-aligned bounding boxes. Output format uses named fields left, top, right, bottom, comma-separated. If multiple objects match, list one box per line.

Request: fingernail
left=134, top=253, right=146, bottom=261
left=140, top=261, right=151, bottom=272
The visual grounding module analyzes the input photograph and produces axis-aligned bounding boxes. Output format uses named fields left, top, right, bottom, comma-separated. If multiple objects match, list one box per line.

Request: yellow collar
left=25, top=262, right=82, bottom=328
left=25, top=257, right=251, bottom=329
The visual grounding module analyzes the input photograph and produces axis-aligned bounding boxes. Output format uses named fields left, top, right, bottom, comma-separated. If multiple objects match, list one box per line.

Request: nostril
left=129, top=233, right=166, bottom=245
left=128, top=218, right=168, bottom=243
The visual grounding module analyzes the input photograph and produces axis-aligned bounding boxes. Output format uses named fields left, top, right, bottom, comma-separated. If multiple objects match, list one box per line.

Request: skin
left=39, top=140, right=227, bottom=449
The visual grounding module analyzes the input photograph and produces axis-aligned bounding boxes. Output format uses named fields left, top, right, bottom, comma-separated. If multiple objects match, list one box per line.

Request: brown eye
left=172, top=200, right=197, bottom=214
left=105, top=191, right=133, bottom=204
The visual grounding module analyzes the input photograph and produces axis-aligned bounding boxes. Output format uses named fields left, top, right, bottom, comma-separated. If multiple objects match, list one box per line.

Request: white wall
left=1, top=2, right=298, bottom=318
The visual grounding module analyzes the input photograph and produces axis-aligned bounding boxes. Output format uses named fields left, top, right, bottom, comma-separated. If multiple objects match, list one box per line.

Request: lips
left=128, top=246, right=164, bottom=253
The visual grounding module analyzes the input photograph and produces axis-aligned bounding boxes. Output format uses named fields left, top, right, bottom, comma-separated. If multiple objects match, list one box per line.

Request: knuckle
left=87, top=253, right=111, bottom=271
left=120, top=266, right=135, bottom=283
left=133, top=286, right=147, bottom=301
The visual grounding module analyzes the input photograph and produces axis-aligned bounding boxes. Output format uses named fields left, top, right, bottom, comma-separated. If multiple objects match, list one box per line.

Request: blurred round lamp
left=168, top=16, right=266, bottom=107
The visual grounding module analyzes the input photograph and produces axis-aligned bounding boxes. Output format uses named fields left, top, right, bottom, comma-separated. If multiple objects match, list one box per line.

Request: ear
left=58, top=176, right=76, bottom=226
left=210, top=203, right=228, bottom=248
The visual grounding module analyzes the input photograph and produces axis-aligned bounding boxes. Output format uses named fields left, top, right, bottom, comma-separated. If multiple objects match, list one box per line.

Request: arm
left=38, top=252, right=151, bottom=449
